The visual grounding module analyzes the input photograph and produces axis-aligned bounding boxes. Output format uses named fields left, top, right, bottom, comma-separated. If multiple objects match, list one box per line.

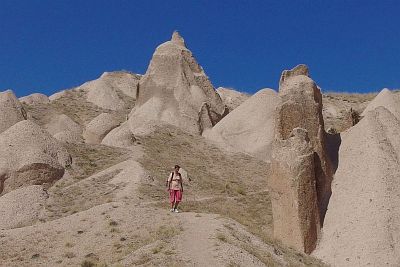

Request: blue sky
left=0, top=0, right=399, bottom=97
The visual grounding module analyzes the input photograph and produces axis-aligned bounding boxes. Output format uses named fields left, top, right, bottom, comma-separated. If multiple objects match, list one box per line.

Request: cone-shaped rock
left=0, top=90, right=27, bottom=133
left=362, top=88, right=400, bottom=119
left=314, top=106, right=400, bottom=266
left=19, top=93, right=50, bottom=105
left=130, top=31, right=227, bottom=135
left=204, top=89, right=279, bottom=160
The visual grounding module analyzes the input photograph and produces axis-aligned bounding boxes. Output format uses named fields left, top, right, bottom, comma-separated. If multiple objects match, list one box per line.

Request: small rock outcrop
left=314, top=107, right=400, bottom=266
left=216, top=87, right=250, bottom=112
left=129, top=31, right=228, bottom=135
left=102, top=122, right=136, bottom=148
left=19, top=93, right=50, bottom=105
left=44, top=114, right=82, bottom=136
left=82, top=71, right=140, bottom=110
left=83, top=113, right=122, bottom=144
left=270, top=128, right=320, bottom=254
left=0, top=90, right=27, bottom=133
left=203, top=89, right=279, bottom=160
left=0, top=185, right=48, bottom=230
left=362, top=88, right=400, bottom=119
left=0, top=120, right=71, bottom=194
left=269, top=65, right=332, bottom=253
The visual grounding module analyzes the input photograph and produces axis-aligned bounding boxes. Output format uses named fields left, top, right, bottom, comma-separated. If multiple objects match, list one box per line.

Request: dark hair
left=174, top=165, right=180, bottom=169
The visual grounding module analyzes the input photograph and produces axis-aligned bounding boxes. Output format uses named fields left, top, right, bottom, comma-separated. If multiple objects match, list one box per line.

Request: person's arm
left=166, top=173, right=172, bottom=190
left=179, top=175, right=183, bottom=192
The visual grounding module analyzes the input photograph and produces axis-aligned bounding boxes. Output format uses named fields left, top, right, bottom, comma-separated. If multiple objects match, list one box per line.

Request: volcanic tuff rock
left=270, top=128, right=320, bottom=254
left=314, top=107, right=400, bottom=266
left=83, top=113, right=122, bottom=144
left=0, top=185, right=48, bottom=230
left=203, top=89, right=279, bottom=160
left=0, top=120, right=71, bottom=194
left=0, top=90, right=27, bottom=133
left=269, top=65, right=332, bottom=253
left=19, top=93, right=50, bottom=105
left=44, top=114, right=82, bottom=136
left=362, top=88, right=400, bottom=119
left=216, top=87, right=250, bottom=112
left=275, top=65, right=333, bottom=221
left=101, top=122, right=136, bottom=148
left=82, top=71, right=140, bottom=110
left=129, top=31, right=228, bottom=135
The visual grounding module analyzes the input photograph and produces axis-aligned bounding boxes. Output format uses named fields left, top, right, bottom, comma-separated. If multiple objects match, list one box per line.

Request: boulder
left=83, top=113, right=122, bottom=144
left=0, top=120, right=71, bottom=194
left=216, top=87, right=250, bottom=112
left=19, top=93, right=50, bottom=105
left=129, top=31, right=228, bottom=135
left=101, top=121, right=136, bottom=148
left=203, top=89, right=279, bottom=160
left=0, top=90, right=27, bottom=133
left=269, top=128, right=320, bottom=254
left=0, top=185, right=48, bottom=230
left=314, top=107, right=400, bottom=266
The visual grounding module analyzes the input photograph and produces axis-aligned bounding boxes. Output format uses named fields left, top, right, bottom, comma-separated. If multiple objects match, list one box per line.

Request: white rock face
left=0, top=185, right=48, bottom=230
left=83, top=113, right=122, bottom=144
left=362, top=88, right=400, bottom=119
left=216, top=87, right=250, bottom=112
left=129, top=31, right=227, bottom=135
left=19, top=93, right=50, bottom=105
left=0, top=90, right=27, bottom=133
left=314, top=107, right=400, bottom=266
left=0, top=120, right=71, bottom=194
left=82, top=71, right=140, bottom=110
left=203, top=89, right=278, bottom=160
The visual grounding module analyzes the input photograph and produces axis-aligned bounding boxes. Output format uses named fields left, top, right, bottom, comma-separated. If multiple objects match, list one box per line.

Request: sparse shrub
left=81, top=260, right=95, bottom=267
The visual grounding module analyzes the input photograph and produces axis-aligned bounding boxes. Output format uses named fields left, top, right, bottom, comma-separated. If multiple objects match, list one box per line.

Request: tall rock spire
left=129, top=32, right=228, bottom=135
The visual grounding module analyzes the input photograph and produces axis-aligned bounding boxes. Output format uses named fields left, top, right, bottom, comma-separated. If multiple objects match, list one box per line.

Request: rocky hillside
left=1, top=32, right=399, bottom=267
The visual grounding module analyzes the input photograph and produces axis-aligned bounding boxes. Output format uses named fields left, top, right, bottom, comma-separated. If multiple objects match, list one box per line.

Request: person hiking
left=166, top=165, right=183, bottom=213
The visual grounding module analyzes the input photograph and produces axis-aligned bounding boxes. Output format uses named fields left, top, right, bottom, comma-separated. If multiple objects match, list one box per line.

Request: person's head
left=174, top=165, right=180, bottom=172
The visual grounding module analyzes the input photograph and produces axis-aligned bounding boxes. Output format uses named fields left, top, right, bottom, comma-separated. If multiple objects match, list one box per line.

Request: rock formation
left=19, top=93, right=50, bottom=105
left=81, top=71, right=140, bottom=110
left=83, top=113, right=122, bottom=144
left=216, top=87, right=250, bottom=112
left=102, top=122, right=136, bottom=148
left=203, top=89, right=279, bottom=160
left=44, top=114, right=82, bottom=136
left=274, top=65, right=333, bottom=220
left=269, top=65, right=332, bottom=253
left=0, top=185, right=48, bottom=230
left=0, top=90, right=27, bottom=133
left=362, top=88, right=400, bottom=119
left=128, top=31, right=228, bottom=135
left=314, top=107, right=400, bottom=266
left=0, top=120, right=71, bottom=194
left=270, top=128, right=320, bottom=254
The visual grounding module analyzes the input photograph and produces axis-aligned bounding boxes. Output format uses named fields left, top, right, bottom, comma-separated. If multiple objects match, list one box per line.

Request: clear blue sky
left=1, top=0, right=399, bottom=97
